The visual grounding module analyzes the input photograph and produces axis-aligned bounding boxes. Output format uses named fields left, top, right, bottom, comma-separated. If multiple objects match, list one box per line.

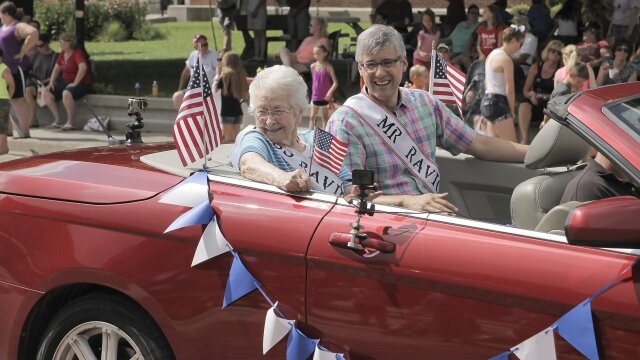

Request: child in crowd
left=310, top=44, right=338, bottom=129
left=406, top=64, right=429, bottom=90
left=0, top=49, right=15, bottom=154
left=413, top=9, right=440, bottom=69
left=216, top=51, right=248, bottom=143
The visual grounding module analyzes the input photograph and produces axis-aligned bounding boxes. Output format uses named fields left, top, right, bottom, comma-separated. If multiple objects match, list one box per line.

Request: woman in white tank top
left=480, top=26, right=525, bottom=142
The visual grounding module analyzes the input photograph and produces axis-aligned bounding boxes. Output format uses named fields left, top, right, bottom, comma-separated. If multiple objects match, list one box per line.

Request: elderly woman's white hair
left=248, top=65, right=308, bottom=112
left=355, top=25, right=406, bottom=63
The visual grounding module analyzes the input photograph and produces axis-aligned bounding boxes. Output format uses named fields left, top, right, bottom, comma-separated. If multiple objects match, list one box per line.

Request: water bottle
left=151, top=81, right=158, bottom=97
left=134, top=82, right=141, bottom=97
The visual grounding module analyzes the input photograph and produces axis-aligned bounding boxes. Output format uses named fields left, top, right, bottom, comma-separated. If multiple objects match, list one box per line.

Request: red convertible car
left=0, top=83, right=639, bottom=359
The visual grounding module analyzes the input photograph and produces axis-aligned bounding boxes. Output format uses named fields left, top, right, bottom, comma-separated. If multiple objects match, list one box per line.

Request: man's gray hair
left=355, top=25, right=406, bottom=63
left=248, top=65, right=309, bottom=112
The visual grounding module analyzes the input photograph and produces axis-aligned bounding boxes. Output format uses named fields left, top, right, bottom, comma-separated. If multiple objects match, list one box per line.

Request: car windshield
left=606, top=96, right=640, bottom=139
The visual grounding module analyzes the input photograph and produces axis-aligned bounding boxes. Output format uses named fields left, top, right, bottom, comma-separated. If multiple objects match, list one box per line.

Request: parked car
left=0, top=83, right=639, bottom=359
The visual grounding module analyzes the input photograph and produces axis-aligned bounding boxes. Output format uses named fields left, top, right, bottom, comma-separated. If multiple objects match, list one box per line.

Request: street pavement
left=1, top=128, right=173, bottom=163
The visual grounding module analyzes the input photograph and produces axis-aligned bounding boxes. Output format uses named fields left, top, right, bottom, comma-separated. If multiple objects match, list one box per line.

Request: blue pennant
left=164, top=200, right=214, bottom=233
left=286, top=326, right=318, bottom=360
left=554, top=299, right=599, bottom=360
left=488, top=350, right=511, bottom=360
left=222, top=254, right=260, bottom=308
left=186, top=170, right=209, bottom=187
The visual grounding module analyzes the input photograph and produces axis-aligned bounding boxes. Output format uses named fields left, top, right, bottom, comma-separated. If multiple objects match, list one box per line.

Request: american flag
left=312, top=128, right=348, bottom=175
left=173, top=57, right=222, bottom=166
left=430, top=53, right=466, bottom=111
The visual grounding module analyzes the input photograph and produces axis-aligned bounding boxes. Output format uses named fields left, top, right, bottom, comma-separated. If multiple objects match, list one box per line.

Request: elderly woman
left=43, top=33, right=92, bottom=130
left=231, top=65, right=350, bottom=194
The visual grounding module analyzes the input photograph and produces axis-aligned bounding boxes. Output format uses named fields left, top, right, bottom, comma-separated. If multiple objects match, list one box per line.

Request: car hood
left=0, top=143, right=183, bottom=204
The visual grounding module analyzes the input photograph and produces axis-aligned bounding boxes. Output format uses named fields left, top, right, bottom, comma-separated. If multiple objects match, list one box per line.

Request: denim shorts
left=480, top=94, right=511, bottom=122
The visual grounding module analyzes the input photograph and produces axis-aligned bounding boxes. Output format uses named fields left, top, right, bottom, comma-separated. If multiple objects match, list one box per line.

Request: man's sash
left=230, top=126, right=345, bottom=195
left=343, top=93, right=441, bottom=193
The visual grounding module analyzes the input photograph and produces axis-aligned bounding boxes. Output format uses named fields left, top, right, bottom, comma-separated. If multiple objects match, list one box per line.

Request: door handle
left=329, top=232, right=396, bottom=254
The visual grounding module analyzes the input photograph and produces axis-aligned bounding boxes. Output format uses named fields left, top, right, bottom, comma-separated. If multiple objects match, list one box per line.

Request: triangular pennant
left=313, top=343, right=345, bottom=360
left=512, top=329, right=557, bottom=360
left=159, top=171, right=209, bottom=207
left=489, top=350, right=512, bottom=360
left=286, top=326, right=319, bottom=360
left=191, top=217, right=230, bottom=266
left=164, top=200, right=214, bottom=233
left=222, top=253, right=260, bottom=308
left=554, top=300, right=599, bottom=360
left=263, top=302, right=294, bottom=354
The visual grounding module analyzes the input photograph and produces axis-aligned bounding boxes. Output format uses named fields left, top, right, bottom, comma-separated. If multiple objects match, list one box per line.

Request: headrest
left=524, top=120, right=591, bottom=169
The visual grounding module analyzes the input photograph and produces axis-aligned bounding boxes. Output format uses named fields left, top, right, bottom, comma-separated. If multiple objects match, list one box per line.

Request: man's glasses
left=616, top=46, right=630, bottom=53
left=255, top=108, right=292, bottom=120
left=359, top=57, right=401, bottom=72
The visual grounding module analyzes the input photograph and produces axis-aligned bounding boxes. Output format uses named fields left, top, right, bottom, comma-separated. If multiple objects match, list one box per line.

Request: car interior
left=140, top=119, right=600, bottom=237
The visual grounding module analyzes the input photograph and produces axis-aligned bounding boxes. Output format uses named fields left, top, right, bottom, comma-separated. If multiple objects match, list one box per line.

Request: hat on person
left=437, top=43, right=450, bottom=51
left=193, top=34, right=208, bottom=43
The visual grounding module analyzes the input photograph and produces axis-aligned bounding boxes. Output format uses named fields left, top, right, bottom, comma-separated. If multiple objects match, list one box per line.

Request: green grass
left=49, top=20, right=365, bottom=96
left=54, top=21, right=366, bottom=61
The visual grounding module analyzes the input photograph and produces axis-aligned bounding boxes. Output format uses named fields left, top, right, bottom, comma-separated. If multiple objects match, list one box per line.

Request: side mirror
left=565, top=196, right=640, bottom=249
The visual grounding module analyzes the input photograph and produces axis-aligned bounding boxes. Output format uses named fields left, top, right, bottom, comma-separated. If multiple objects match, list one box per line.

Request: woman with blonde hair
left=517, top=40, right=563, bottom=144
left=216, top=51, right=248, bottom=142
left=278, top=17, right=330, bottom=74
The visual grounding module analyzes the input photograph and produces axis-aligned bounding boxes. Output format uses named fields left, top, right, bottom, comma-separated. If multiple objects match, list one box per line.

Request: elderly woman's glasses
left=359, top=57, right=401, bottom=73
left=255, top=108, right=292, bottom=120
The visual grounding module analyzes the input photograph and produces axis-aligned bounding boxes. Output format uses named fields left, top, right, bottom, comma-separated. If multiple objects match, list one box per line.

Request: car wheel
left=37, top=293, right=174, bottom=360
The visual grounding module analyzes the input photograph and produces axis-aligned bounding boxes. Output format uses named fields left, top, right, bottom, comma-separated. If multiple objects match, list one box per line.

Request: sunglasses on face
left=468, top=11, right=479, bottom=15
left=36, top=43, right=44, bottom=48
left=616, top=47, right=630, bottom=53
left=548, top=48, right=561, bottom=55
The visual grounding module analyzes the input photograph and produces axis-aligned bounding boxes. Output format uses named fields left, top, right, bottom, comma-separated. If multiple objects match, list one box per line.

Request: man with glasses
left=327, top=25, right=528, bottom=213
left=25, top=33, right=56, bottom=128
left=172, top=34, right=218, bottom=110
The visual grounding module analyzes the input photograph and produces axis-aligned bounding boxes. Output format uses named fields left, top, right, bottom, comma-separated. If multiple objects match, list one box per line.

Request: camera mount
left=126, top=97, right=148, bottom=144
left=347, top=170, right=377, bottom=250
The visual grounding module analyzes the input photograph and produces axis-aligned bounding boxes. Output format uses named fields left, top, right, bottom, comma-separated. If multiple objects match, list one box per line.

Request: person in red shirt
left=43, top=32, right=92, bottom=130
left=476, top=5, right=505, bottom=61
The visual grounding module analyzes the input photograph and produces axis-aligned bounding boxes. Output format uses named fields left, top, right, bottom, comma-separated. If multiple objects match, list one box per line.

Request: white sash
left=343, top=93, right=441, bottom=193
left=230, top=126, right=345, bottom=195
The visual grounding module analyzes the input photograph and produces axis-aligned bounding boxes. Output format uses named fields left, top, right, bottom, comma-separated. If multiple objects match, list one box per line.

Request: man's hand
left=277, top=169, right=312, bottom=192
left=402, top=193, right=458, bottom=213
left=344, top=184, right=383, bottom=203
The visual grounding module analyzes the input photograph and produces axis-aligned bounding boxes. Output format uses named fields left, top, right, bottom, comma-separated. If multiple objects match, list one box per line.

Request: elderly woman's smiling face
left=253, top=95, right=302, bottom=147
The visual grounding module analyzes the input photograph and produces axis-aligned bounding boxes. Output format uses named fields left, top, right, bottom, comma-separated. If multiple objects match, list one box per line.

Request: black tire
left=36, top=293, right=174, bottom=360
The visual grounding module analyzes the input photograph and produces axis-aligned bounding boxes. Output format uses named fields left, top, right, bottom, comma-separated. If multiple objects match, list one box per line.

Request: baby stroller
left=461, top=59, right=485, bottom=129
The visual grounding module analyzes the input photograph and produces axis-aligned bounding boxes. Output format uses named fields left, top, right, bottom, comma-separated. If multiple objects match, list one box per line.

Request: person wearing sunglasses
left=517, top=40, right=564, bottom=144
left=326, top=25, right=528, bottom=213
left=172, top=34, right=218, bottom=110
left=596, top=42, right=637, bottom=86
left=446, top=4, right=480, bottom=72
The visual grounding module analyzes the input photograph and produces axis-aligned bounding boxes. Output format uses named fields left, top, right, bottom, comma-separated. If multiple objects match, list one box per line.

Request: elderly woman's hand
left=277, top=169, right=313, bottom=192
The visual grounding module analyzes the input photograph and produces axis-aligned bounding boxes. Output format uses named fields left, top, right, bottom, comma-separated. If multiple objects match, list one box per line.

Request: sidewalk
left=0, top=128, right=173, bottom=163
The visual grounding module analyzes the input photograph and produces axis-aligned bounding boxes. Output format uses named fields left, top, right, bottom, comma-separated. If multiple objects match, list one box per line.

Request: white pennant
left=191, top=217, right=229, bottom=266
left=263, top=302, right=293, bottom=354
left=159, top=177, right=209, bottom=207
left=313, top=343, right=344, bottom=360
left=512, top=329, right=557, bottom=360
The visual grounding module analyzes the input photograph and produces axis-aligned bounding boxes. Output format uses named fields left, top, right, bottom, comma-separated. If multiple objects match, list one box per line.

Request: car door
left=306, top=201, right=640, bottom=359
left=174, top=176, right=338, bottom=358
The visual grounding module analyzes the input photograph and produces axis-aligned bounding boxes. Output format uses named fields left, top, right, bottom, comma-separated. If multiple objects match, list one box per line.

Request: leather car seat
left=510, top=120, right=591, bottom=231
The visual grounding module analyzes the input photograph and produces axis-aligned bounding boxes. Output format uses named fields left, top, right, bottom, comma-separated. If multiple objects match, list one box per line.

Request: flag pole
left=199, top=48, right=210, bottom=172
left=428, top=40, right=436, bottom=94
left=308, top=116, right=319, bottom=176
